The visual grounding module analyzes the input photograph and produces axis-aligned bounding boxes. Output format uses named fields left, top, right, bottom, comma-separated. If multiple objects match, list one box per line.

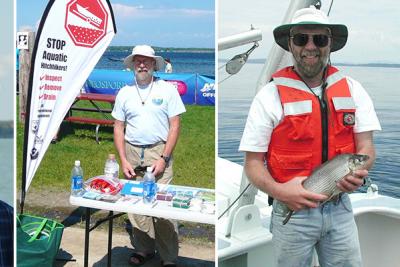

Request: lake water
left=0, top=138, right=13, bottom=206
left=95, top=48, right=215, bottom=77
left=218, top=63, right=400, bottom=199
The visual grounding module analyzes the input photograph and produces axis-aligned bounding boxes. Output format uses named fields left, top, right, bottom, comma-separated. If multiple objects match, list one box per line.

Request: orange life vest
left=266, top=66, right=356, bottom=183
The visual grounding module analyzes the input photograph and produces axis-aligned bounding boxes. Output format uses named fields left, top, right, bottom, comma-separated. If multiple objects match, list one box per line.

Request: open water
left=95, top=48, right=215, bottom=77
left=218, top=63, right=400, bottom=199
left=0, top=138, right=13, bottom=206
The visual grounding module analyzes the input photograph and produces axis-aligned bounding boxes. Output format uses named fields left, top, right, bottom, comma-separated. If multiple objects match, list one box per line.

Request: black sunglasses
left=290, top=33, right=330, bottom=48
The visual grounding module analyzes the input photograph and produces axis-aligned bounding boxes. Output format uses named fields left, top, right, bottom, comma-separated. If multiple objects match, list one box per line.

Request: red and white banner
left=22, top=0, right=116, bottom=197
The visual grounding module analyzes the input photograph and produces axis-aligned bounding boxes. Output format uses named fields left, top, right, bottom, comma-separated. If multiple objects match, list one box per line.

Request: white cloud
left=180, top=9, right=214, bottom=17
left=112, top=3, right=213, bottom=19
left=111, top=4, right=143, bottom=18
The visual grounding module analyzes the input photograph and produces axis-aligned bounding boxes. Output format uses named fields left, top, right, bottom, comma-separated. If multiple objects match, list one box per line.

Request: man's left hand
left=151, top=158, right=166, bottom=177
left=336, top=169, right=368, bottom=192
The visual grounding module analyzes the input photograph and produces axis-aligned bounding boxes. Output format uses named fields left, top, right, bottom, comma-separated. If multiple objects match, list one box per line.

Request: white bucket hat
left=273, top=6, right=348, bottom=52
left=124, top=45, right=165, bottom=71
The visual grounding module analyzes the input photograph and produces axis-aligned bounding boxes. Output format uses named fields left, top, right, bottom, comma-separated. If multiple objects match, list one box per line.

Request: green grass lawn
left=17, top=104, right=215, bottom=192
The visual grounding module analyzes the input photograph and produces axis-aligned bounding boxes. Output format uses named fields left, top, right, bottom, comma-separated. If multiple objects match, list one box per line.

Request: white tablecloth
left=69, top=184, right=215, bottom=225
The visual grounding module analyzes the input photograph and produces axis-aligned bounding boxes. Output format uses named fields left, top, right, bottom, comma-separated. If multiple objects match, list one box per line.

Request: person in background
left=239, top=7, right=381, bottom=266
left=0, top=200, right=13, bottom=267
left=164, top=58, right=173, bottom=73
left=112, top=45, right=185, bottom=267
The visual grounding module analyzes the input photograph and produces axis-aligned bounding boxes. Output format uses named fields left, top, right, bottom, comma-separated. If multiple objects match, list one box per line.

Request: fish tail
left=282, top=210, right=293, bottom=225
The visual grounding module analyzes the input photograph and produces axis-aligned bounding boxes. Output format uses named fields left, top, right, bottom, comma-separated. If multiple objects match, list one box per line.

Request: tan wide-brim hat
left=273, top=7, right=348, bottom=52
left=124, top=45, right=165, bottom=71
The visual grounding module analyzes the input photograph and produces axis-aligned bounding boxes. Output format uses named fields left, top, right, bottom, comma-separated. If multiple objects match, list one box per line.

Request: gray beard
left=292, top=54, right=328, bottom=79
left=135, top=69, right=154, bottom=85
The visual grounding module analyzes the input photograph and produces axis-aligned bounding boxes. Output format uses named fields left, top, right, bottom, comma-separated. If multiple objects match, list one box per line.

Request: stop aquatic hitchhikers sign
left=65, top=0, right=108, bottom=48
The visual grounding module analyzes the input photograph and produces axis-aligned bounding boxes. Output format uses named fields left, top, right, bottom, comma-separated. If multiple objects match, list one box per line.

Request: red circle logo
left=65, top=0, right=108, bottom=48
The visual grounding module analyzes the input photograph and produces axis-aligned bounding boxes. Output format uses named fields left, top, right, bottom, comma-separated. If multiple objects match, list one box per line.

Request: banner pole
left=20, top=0, right=56, bottom=214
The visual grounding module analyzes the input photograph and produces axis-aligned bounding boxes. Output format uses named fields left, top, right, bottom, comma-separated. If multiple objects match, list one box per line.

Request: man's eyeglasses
left=133, top=59, right=154, bottom=66
left=290, top=33, right=331, bottom=48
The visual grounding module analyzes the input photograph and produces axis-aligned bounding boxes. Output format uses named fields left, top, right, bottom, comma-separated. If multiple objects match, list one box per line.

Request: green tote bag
left=17, top=214, right=64, bottom=267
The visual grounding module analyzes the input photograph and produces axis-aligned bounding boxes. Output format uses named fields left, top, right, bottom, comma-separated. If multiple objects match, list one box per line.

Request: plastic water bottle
left=71, top=160, right=83, bottom=196
left=104, top=154, right=119, bottom=178
left=143, top=167, right=156, bottom=204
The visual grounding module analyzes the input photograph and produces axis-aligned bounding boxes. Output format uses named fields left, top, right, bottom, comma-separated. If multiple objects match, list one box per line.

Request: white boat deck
left=217, top=157, right=400, bottom=267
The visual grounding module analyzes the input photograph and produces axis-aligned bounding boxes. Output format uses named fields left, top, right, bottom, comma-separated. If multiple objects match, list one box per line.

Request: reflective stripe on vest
left=332, top=97, right=356, bottom=111
left=266, top=66, right=356, bottom=183
left=283, top=100, right=312, bottom=116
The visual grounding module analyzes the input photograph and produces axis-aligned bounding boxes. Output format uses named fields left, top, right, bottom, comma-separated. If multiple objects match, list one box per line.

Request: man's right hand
left=275, top=176, right=328, bottom=211
left=121, top=159, right=136, bottom=179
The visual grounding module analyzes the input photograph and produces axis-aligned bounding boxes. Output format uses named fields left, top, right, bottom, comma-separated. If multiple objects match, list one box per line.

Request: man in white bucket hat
left=113, top=45, right=185, bottom=266
left=123, top=45, right=165, bottom=72
left=240, top=6, right=381, bottom=266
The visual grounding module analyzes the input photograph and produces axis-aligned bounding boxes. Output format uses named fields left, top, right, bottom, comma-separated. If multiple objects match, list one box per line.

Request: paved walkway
left=54, top=227, right=215, bottom=267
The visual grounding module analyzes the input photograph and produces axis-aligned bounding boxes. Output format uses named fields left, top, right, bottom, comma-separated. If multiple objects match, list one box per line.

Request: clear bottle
left=143, top=167, right=156, bottom=204
left=104, top=154, right=119, bottom=179
left=71, top=160, right=84, bottom=196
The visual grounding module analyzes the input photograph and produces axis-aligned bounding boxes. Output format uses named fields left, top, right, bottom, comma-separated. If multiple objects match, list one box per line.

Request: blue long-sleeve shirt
left=0, top=201, right=13, bottom=267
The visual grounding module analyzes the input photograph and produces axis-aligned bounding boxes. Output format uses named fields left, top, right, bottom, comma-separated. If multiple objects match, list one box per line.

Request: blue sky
left=0, top=0, right=14, bottom=120
left=219, top=0, right=400, bottom=64
left=17, top=0, right=215, bottom=48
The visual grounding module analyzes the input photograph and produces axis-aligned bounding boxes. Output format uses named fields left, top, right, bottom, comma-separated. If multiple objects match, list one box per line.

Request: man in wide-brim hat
left=123, top=45, right=165, bottom=71
left=240, top=6, right=381, bottom=266
left=113, top=45, right=185, bottom=267
left=273, top=6, right=348, bottom=52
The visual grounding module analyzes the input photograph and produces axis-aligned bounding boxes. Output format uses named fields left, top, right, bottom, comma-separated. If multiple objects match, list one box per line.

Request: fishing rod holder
left=225, top=41, right=259, bottom=75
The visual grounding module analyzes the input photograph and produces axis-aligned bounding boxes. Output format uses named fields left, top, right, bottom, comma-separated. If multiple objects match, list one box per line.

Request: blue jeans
left=271, top=194, right=362, bottom=267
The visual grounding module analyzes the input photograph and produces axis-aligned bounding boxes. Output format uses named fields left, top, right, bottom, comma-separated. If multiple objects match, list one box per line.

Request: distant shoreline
left=0, top=121, right=13, bottom=138
left=108, top=46, right=214, bottom=53
left=219, top=58, right=400, bottom=68
left=333, top=62, right=400, bottom=68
